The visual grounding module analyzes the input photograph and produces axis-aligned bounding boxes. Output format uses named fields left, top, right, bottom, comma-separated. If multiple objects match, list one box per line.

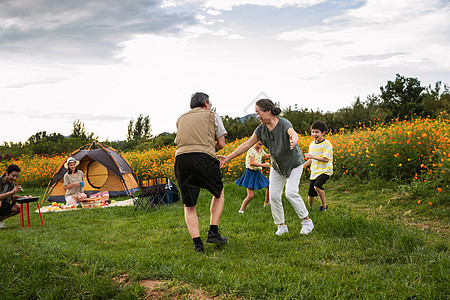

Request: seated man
left=0, top=164, right=22, bottom=228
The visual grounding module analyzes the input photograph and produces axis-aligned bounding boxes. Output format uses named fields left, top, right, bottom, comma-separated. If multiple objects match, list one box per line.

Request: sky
left=1, top=0, right=449, bottom=143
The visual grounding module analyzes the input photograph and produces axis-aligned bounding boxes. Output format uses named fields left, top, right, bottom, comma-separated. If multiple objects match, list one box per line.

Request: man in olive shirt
left=175, top=92, right=227, bottom=253
left=0, top=164, right=22, bottom=228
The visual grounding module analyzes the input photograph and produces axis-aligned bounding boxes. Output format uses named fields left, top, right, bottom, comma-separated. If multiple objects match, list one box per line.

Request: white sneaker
left=300, top=219, right=314, bottom=235
left=0, top=221, right=6, bottom=229
left=238, top=210, right=244, bottom=214
left=275, top=224, right=289, bottom=236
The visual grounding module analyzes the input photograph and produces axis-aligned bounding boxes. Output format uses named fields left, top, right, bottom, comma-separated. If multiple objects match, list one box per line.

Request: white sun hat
left=64, top=157, right=80, bottom=169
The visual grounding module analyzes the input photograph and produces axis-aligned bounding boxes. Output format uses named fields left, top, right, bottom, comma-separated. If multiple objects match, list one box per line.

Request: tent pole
left=122, top=179, right=133, bottom=198
left=41, top=182, right=52, bottom=205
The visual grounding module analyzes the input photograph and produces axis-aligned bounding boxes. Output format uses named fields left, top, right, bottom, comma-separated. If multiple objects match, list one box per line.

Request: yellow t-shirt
left=245, top=147, right=267, bottom=171
left=308, top=139, right=333, bottom=179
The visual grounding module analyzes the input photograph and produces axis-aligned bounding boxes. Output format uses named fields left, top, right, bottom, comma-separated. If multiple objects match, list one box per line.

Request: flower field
left=2, top=116, right=448, bottom=203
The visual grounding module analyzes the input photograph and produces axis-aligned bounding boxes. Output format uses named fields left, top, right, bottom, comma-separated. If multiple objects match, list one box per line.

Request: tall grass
left=0, top=181, right=448, bottom=299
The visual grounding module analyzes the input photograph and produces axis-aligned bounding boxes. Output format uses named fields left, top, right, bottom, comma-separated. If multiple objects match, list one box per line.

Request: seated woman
left=63, top=157, right=86, bottom=206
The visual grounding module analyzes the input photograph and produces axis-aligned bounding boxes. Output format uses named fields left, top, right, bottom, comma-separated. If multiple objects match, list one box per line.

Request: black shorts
left=308, top=174, right=330, bottom=197
left=175, top=153, right=223, bottom=207
left=0, top=203, right=14, bottom=216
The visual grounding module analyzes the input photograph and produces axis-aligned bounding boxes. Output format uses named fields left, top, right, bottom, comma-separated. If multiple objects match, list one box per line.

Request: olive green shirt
left=255, top=117, right=304, bottom=177
left=0, top=176, right=15, bottom=208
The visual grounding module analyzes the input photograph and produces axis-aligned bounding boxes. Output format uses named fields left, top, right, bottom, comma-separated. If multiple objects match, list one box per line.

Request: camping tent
left=43, top=143, right=139, bottom=203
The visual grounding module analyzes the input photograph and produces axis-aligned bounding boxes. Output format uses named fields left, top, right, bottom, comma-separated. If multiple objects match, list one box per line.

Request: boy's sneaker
left=0, top=222, right=5, bottom=229
left=206, top=230, right=228, bottom=244
left=193, top=242, right=205, bottom=253
left=319, top=205, right=328, bottom=212
left=238, top=210, right=244, bottom=214
left=264, top=201, right=270, bottom=207
left=300, top=219, right=314, bottom=235
left=275, top=224, right=289, bottom=236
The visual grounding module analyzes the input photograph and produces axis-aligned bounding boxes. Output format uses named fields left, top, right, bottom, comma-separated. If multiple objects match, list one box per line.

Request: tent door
left=86, top=160, right=109, bottom=189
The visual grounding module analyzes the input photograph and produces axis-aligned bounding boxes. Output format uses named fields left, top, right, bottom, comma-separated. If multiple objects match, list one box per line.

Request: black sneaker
left=193, top=242, right=205, bottom=253
left=206, top=230, right=228, bottom=244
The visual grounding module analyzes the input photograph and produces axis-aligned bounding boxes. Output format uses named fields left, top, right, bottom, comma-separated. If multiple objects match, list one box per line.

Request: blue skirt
left=235, top=169, right=269, bottom=190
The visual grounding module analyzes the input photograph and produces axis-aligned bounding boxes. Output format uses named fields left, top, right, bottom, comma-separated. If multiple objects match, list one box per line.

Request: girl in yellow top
left=304, top=121, right=333, bottom=211
left=235, top=141, right=270, bottom=213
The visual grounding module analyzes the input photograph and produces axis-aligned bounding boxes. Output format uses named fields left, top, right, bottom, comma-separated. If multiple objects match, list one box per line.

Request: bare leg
left=264, top=187, right=270, bottom=204
left=210, top=188, right=224, bottom=225
left=184, top=205, right=200, bottom=238
left=314, top=186, right=327, bottom=207
left=308, top=196, right=314, bottom=208
left=239, top=188, right=254, bottom=211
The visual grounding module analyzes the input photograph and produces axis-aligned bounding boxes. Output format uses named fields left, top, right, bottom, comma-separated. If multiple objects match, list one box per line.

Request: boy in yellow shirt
left=304, top=121, right=333, bottom=211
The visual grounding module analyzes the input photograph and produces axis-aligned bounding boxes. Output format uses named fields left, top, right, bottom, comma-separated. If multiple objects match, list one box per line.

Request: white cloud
left=345, top=0, right=441, bottom=22
left=227, top=33, right=245, bottom=40
left=208, top=28, right=246, bottom=39
left=278, top=0, right=450, bottom=79
left=206, top=9, right=222, bottom=15
left=160, top=0, right=326, bottom=10
left=203, top=0, right=326, bottom=10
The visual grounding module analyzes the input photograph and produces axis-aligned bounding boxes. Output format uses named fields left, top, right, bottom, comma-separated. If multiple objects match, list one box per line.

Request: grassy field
left=0, top=179, right=448, bottom=299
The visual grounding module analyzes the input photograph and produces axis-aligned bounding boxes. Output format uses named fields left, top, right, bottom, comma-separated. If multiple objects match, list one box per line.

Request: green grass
left=1, top=180, right=448, bottom=299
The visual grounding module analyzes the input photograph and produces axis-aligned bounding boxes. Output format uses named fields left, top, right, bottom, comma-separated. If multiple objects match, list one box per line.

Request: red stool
left=16, top=197, right=44, bottom=229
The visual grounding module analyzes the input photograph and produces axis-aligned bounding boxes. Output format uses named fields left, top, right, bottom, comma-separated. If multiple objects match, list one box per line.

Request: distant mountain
left=157, top=132, right=172, bottom=136
left=238, top=113, right=257, bottom=123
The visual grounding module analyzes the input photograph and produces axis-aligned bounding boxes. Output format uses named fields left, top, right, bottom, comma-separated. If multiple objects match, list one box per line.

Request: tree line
left=223, top=74, right=449, bottom=138
left=1, top=74, right=448, bottom=159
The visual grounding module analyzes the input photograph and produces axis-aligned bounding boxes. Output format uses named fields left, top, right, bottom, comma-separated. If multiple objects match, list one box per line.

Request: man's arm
left=215, top=135, right=225, bottom=152
left=0, top=185, right=21, bottom=201
left=0, top=185, right=22, bottom=206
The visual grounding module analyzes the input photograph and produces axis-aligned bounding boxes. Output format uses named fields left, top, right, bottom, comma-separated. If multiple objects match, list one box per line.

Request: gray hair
left=190, top=92, right=209, bottom=109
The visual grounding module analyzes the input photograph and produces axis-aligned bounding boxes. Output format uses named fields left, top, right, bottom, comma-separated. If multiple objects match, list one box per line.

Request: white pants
left=269, top=164, right=309, bottom=225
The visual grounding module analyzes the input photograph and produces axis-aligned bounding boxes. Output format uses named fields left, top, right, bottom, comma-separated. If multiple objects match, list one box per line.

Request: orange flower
left=428, top=202, right=433, bottom=206
left=417, top=200, right=421, bottom=204
left=437, top=188, right=442, bottom=192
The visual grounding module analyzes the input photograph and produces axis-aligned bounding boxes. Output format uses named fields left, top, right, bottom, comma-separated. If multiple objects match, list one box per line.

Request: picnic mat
left=36, top=199, right=135, bottom=213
